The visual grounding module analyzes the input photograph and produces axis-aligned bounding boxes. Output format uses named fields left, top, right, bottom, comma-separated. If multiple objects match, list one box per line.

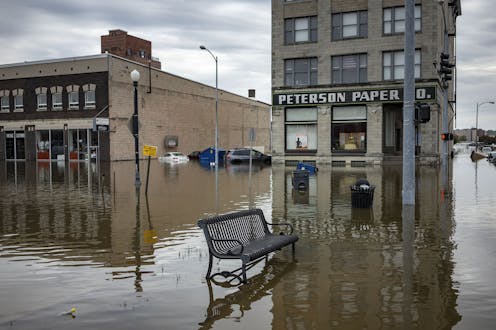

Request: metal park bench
left=198, top=208, right=298, bottom=284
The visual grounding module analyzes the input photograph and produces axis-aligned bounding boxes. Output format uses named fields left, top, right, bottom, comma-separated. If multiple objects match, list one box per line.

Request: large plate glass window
left=285, top=58, right=318, bottom=87
left=383, top=49, right=421, bottom=80
left=332, top=53, right=367, bottom=84
left=384, top=5, right=421, bottom=34
left=332, top=105, right=367, bottom=152
left=332, top=11, right=368, bottom=40
left=285, top=107, right=317, bottom=151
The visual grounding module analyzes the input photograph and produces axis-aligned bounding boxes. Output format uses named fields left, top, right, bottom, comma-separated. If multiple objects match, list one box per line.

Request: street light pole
left=475, top=101, right=495, bottom=150
left=200, top=45, right=219, bottom=171
left=130, top=69, right=141, bottom=187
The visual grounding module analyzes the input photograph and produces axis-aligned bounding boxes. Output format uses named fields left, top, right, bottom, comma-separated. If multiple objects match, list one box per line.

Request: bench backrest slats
left=198, top=209, right=271, bottom=255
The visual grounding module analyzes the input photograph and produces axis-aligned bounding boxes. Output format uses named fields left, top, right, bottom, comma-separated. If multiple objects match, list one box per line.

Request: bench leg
left=206, top=254, right=213, bottom=279
left=242, top=262, right=247, bottom=283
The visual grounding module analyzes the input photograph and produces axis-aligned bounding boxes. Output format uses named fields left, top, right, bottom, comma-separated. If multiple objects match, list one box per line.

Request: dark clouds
left=0, top=1, right=494, bottom=128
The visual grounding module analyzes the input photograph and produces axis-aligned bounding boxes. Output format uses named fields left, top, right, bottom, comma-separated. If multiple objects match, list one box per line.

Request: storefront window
left=285, top=107, right=317, bottom=151
left=332, top=105, right=367, bottom=152
left=36, top=130, right=50, bottom=160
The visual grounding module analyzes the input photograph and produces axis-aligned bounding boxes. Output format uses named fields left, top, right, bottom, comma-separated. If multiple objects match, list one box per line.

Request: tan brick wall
left=108, top=57, right=271, bottom=161
left=272, top=0, right=455, bottom=165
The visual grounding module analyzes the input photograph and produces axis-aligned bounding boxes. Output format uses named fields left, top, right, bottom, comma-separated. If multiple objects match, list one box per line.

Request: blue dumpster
left=199, top=147, right=226, bottom=164
left=296, top=162, right=318, bottom=174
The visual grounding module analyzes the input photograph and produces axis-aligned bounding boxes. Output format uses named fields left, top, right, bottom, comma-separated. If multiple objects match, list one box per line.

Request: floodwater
left=0, top=152, right=495, bottom=329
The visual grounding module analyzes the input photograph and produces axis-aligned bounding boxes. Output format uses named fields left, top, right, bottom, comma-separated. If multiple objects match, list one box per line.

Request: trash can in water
left=350, top=178, right=375, bottom=208
left=292, top=170, right=309, bottom=190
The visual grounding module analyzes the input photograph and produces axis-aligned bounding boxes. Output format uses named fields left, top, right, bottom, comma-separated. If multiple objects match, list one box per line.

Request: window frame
left=332, top=11, right=368, bottom=41
left=37, top=93, right=48, bottom=111
left=14, top=95, right=23, bottom=111
left=383, top=49, right=421, bottom=80
left=331, top=53, right=368, bottom=84
left=285, top=107, right=318, bottom=153
left=285, top=16, right=318, bottom=45
left=331, top=105, right=367, bottom=153
left=383, top=5, right=421, bottom=35
left=0, top=91, right=9, bottom=112
left=52, top=92, right=63, bottom=111
left=69, top=91, right=79, bottom=110
left=284, top=57, right=318, bottom=87
left=84, top=90, right=96, bottom=109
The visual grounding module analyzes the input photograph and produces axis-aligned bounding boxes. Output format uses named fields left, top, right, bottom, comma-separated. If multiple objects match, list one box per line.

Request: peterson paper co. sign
left=273, top=86, right=436, bottom=106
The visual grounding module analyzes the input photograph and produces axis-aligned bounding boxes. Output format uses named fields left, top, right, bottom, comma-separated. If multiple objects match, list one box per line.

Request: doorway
left=5, top=131, right=25, bottom=160
left=383, top=104, right=403, bottom=155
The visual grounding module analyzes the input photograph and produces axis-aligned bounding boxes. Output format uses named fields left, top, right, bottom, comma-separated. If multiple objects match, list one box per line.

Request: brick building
left=101, top=29, right=161, bottom=69
left=0, top=54, right=270, bottom=162
left=271, top=0, right=461, bottom=166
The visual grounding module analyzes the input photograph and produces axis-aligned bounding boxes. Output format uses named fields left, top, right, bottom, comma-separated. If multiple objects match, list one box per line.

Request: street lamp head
left=200, top=45, right=206, bottom=50
left=130, top=69, right=140, bottom=82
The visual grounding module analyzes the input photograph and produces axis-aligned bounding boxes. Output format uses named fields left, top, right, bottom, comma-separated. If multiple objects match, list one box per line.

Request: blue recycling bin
left=296, top=162, right=318, bottom=174
left=199, top=147, right=226, bottom=164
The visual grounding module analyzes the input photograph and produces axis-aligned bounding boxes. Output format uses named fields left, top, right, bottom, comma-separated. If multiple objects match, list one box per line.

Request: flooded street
left=1, top=153, right=495, bottom=329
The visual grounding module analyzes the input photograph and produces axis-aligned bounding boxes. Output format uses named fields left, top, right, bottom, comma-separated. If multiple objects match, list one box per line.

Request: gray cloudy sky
left=0, top=0, right=495, bottom=129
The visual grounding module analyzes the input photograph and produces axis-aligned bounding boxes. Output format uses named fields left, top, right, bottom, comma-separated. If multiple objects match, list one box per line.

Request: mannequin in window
left=296, top=137, right=302, bottom=149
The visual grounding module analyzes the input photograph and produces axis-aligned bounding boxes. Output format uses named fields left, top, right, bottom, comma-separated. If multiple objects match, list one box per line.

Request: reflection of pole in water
left=134, top=186, right=143, bottom=292
left=402, top=205, right=415, bottom=328
left=215, top=166, right=219, bottom=214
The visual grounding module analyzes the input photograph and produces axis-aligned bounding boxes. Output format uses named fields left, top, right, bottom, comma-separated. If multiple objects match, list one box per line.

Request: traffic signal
left=439, top=53, right=454, bottom=82
left=441, top=132, right=454, bottom=141
left=415, top=103, right=431, bottom=123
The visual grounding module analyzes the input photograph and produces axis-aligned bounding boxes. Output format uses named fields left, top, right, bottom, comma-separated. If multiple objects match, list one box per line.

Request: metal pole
left=215, top=56, right=219, bottom=171
left=475, top=102, right=479, bottom=149
left=442, top=5, right=449, bottom=167
left=402, top=0, right=415, bottom=205
left=133, top=81, right=141, bottom=187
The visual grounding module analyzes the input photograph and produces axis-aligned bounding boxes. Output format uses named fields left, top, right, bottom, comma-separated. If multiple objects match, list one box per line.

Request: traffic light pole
left=402, top=0, right=415, bottom=205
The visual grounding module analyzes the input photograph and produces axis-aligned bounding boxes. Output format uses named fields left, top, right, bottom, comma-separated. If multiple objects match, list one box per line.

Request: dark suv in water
left=225, top=148, right=271, bottom=164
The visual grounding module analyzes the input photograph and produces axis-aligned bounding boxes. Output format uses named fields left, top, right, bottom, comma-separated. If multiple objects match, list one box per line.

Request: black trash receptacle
left=292, top=170, right=309, bottom=190
left=350, top=179, right=375, bottom=208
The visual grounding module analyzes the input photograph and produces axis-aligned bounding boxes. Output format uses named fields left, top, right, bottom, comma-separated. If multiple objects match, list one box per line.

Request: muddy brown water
left=0, top=153, right=495, bottom=329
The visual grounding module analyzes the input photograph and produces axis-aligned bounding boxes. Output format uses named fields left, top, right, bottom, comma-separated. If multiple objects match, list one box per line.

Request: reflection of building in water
left=270, top=165, right=459, bottom=328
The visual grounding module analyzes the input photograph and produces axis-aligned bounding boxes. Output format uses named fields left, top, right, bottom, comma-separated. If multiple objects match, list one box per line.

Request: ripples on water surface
left=0, top=154, right=495, bottom=329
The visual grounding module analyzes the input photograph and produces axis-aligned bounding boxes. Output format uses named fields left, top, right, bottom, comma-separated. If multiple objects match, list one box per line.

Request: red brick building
left=101, top=29, right=161, bottom=69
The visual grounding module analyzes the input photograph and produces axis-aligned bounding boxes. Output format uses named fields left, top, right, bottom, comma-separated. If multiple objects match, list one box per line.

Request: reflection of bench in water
left=198, top=259, right=296, bottom=330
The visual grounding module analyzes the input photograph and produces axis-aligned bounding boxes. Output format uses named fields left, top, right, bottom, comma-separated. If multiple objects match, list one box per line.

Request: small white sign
left=95, top=117, right=109, bottom=126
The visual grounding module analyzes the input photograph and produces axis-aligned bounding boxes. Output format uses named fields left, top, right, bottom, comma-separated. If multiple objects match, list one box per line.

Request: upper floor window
left=50, top=86, right=63, bottom=111
left=12, top=89, right=23, bottom=112
left=0, top=90, right=9, bottom=112
left=384, top=5, right=421, bottom=34
left=83, top=84, right=96, bottom=109
left=35, top=87, right=48, bottom=111
left=285, top=58, right=318, bottom=87
left=383, top=50, right=421, bottom=80
left=332, top=54, right=367, bottom=84
left=285, top=16, right=317, bottom=44
left=66, top=85, right=80, bottom=110
left=332, top=11, right=367, bottom=40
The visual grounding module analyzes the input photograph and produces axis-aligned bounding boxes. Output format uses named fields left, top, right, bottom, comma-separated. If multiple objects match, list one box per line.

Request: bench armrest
left=211, top=238, right=244, bottom=256
left=266, top=222, right=294, bottom=235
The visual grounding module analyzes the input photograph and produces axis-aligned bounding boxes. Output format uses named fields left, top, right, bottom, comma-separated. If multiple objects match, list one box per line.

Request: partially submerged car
left=158, top=152, right=189, bottom=163
left=225, top=148, right=271, bottom=164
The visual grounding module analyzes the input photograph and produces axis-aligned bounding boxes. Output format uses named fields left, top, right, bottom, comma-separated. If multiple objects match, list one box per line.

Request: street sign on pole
left=143, top=145, right=157, bottom=157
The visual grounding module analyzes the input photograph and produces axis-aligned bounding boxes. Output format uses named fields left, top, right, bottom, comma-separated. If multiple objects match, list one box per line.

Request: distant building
left=271, top=0, right=461, bottom=166
left=0, top=54, right=270, bottom=162
left=101, top=29, right=161, bottom=69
